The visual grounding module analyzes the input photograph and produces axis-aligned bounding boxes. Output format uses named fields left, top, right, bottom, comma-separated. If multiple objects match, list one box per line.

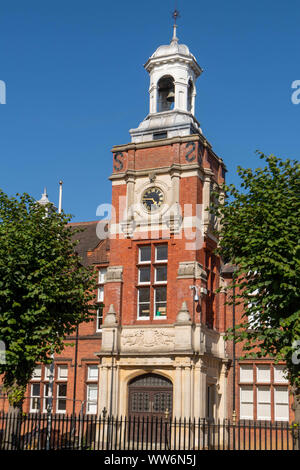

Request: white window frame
left=98, top=268, right=106, bottom=284
left=44, top=365, right=52, bottom=381
left=87, top=365, right=99, bottom=381
left=274, top=386, right=289, bottom=422
left=31, top=365, right=42, bottom=381
left=274, top=365, right=288, bottom=383
left=43, top=383, right=51, bottom=413
left=154, top=265, right=167, bottom=284
left=153, top=285, right=167, bottom=319
left=86, top=384, right=98, bottom=415
left=56, top=383, right=67, bottom=414
left=138, top=246, right=151, bottom=264
left=96, top=268, right=106, bottom=332
left=239, top=365, right=253, bottom=383
left=137, top=245, right=168, bottom=320
left=138, top=266, right=151, bottom=285
left=256, top=365, right=271, bottom=383
left=155, top=245, right=168, bottom=263
left=154, top=245, right=167, bottom=317
left=97, top=285, right=104, bottom=302
left=239, top=385, right=254, bottom=420
left=257, top=386, right=271, bottom=421
left=57, top=365, right=68, bottom=381
left=30, top=383, right=41, bottom=413
left=137, top=287, right=150, bottom=320
left=96, top=307, right=104, bottom=332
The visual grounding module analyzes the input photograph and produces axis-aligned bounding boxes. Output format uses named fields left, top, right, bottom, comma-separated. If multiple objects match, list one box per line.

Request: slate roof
left=69, top=220, right=109, bottom=266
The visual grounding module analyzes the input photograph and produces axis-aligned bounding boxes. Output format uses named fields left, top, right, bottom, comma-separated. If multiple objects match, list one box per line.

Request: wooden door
left=128, top=373, right=173, bottom=420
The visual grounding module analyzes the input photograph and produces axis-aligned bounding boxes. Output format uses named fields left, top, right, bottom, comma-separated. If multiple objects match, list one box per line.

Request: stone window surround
left=136, top=243, right=168, bottom=321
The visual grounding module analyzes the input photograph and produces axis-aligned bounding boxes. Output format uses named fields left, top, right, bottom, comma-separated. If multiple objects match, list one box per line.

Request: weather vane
left=172, top=8, right=180, bottom=25
left=171, top=2, right=180, bottom=41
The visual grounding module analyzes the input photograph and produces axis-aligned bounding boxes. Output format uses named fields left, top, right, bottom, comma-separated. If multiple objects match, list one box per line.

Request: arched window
left=157, top=76, right=175, bottom=112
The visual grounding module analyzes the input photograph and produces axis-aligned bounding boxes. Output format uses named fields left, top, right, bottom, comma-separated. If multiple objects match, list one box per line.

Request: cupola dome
left=130, top=23, right=203, bottom=143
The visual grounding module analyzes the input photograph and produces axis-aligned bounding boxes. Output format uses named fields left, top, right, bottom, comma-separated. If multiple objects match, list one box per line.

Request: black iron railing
left=0, top=413, right=299, bottom=451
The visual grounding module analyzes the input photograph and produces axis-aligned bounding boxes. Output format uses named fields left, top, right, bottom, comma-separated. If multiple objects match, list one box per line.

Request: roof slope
left=69, top=220, right=109, bottom=266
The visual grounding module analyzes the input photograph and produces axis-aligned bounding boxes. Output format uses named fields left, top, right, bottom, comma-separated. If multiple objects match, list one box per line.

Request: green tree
left=211, top=153, right=300, bottom=419
left=0, top=190, right=97, bottom=407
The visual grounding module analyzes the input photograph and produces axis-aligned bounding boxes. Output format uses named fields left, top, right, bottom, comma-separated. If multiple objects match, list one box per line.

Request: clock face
left=142, top=187, right=164, bottom=212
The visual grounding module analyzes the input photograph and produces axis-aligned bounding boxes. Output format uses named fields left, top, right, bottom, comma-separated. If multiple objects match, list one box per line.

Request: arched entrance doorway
left=128, top=373, right=173, bottom=420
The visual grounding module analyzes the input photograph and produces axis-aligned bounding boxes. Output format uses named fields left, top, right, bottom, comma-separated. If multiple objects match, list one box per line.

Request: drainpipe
left=72, top=326, right=79, bottom=416
left=232, top=283, right=236, bottom=422
left=109, top=329, right=116, bottom=417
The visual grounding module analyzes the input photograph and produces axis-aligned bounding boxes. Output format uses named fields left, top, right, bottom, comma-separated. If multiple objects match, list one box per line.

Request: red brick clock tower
left=97, top=24, right=229, bottom=421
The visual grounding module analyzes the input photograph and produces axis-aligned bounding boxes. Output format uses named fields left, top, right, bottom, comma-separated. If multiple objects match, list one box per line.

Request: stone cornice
left=109, top=163, right=206, bottom=182
left=111, top=134, right=205, bottom=153
left=111, top=134, right=226, bottom=174
left=144, top=54, right=203, bottom=77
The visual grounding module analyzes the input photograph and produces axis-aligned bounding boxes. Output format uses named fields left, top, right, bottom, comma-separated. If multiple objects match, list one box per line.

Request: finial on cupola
left=171, top=8, right=180, bottom=43
left=37, top=187, right=55, bottom=217
left=37, top=187, right=50, bottom=206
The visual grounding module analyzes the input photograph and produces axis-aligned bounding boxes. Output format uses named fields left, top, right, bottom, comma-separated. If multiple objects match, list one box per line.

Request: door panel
left=128, top=373, right=173, bottom=420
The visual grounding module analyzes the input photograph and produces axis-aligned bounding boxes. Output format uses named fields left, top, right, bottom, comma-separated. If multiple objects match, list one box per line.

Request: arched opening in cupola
left=157, top=75, right=175, bottom=112
left=187, top=79, right=194, bottom=113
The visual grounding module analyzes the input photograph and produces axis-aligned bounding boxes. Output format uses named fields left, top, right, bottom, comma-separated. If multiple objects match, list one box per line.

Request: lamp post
left=232, top=283, right=236, bottom=422
left=46, top=181, right=63, bottom=450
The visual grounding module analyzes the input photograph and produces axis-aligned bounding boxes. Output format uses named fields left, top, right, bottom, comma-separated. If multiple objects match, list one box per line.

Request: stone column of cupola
left=174, top=79, right=188, bottom=112
left=191, top=87, right=196, bottom=116
left=149, top=83, right=158, bottom=114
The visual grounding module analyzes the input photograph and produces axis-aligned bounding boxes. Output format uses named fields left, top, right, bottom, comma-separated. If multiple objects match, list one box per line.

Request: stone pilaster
left=218, top=360, right=230, bottom=420
left=174, top=365, right=182, bottom=419
left=98, top=364, right=108, bottom=415
left=199, top=364, right=208, bottom=418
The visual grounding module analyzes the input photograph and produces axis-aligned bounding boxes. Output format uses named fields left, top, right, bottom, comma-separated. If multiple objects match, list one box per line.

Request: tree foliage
left=0, top=190, right=97, bottom=405
left=211, top=153, right=300, bottom=388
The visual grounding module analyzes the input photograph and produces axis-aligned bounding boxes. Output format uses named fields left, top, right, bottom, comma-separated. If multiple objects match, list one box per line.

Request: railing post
left=232, top=411, right=236, bottom=450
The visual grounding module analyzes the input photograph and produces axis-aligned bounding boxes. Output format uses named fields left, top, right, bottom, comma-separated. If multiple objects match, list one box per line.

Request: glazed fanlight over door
left=128, top=373, right=173, bottom=419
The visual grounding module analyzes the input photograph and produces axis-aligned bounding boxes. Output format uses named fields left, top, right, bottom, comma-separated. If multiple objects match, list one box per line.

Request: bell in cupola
left=157, top=75, right=175, bottom=111
left=166, top=90, right=175, bottom=103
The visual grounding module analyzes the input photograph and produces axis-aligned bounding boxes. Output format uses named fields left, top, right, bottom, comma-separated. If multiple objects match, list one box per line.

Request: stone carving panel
left=121, top=328, right=175, bottom=352
left=106, top=266, right=123, bottom=283
left=177, top=261, right=207, bottom=281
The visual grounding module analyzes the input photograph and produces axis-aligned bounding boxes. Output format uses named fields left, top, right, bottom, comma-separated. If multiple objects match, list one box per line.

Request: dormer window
left=157, top=76, right=175, bottom=112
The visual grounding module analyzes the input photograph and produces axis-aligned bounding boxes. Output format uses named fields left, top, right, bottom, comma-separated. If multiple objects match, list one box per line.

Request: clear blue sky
left=0, top=0, right=299, bottom=222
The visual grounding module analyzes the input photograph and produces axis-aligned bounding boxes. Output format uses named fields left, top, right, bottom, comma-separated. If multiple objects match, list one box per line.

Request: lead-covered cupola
left=130, top=23, right=203, bottom=143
